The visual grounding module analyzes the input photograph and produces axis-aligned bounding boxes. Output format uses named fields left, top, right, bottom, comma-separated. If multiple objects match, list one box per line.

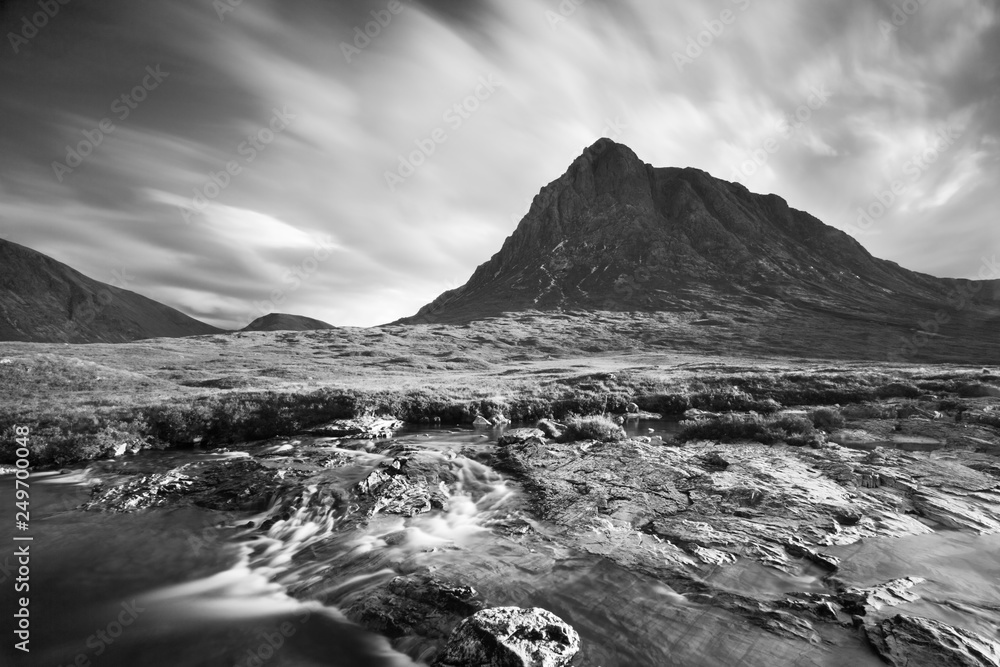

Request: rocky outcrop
left=309, top=416, right=404, bottom=439
left=865, top=614, right=1000, bottom=667
left=435, top=607, right=580, bottom=667
left=82, top=458, right=286, bottom=512
left=355, top=457, right=450, bottom=517
left=836, top=577, right=925, bottom=615
left=497, top=428, right=546, bottom=446
left=493, top=431, right=1000, bottom=578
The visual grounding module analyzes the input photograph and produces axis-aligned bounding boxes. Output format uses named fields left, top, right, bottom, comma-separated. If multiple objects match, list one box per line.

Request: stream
left=2, top=424, right=999, bottom=666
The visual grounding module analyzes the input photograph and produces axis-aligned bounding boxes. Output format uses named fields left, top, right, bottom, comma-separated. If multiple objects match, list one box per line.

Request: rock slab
left=866, top=614, right=1000, bottom=667
left=436, top=607, right=580, bottom=667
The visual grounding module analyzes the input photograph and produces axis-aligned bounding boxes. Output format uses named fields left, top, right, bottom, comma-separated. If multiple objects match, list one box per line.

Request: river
left=2, top=424, right=998, bottom=666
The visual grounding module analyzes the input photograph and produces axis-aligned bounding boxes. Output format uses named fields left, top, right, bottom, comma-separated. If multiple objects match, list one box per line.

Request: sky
left=0, top=0, right=998, bottom=328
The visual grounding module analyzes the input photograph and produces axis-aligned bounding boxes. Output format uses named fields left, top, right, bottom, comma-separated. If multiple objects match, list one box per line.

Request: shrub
left=957, top=383, right=1000, bottom=398
left=562, top=415, right=626, bottom=442
left=677, top=413, right=777, bottom=444
left=809, top=408, right=846, bottom=430
left=875, top=382, right=921, bottom=399
left=677, top=412, right=817, bottom=446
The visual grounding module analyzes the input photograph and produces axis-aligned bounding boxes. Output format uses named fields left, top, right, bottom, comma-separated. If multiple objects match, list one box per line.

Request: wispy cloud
left=0, top=0, right=997, bottom=327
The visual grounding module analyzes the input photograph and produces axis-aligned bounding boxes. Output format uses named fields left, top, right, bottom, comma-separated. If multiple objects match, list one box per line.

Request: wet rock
left=865, top=614, right=1000, bottom=667
left=341, top=575, right=484, bottom=642
left=535, top=420, right=566, bottom=440
left=784, top=541, right=840, bottom=572
left=836, top=577, right=924, bottom=615
left=498, top=428, right=546, bottom=447
left=699, top=451, right=730, bottom=471
left=684, top=408, right=721, bottom=420
left=309, top=416, right=403, bottom=438
left=473, top=416, right=492, bottom=426
left=83, top=459, right=286, bottom=512
left=834, top=508, right=862, bottom=525
left=435, top=606, right=580, bottom=667
left=355, top=457, right=451, bottom=517
left=692, top=545, right=737, bottom=565
left=626, top=402, right=639, bottom=413
left=912, top=490, right=1000, bottom=533
left=83, top=470, right=195, bottom=512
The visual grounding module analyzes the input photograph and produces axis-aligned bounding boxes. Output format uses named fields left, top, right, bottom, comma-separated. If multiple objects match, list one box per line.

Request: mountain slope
left=400, top=139, right=1000, bottom=363
left=0, top=239, right=222, bottom=343
left=242, top=313, right=335, bottom=332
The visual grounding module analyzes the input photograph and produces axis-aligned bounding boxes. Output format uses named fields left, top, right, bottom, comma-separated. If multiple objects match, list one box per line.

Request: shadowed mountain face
left=401, top=139, right=1000, bottom=363
left=0, top=239, right=221, bottom=343
left=242, top=313, right=335, bottom=332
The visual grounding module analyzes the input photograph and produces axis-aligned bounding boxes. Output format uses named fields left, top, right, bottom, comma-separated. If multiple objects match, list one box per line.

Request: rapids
left=2, top=425, right=998, bottom=666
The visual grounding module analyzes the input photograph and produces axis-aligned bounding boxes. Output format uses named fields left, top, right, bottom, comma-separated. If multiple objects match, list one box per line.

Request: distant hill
left=0, top=239, right=221, bottom=343
left=399, top=139, right=1000, bottom=363
left=241, top=313, right=335, bottom=332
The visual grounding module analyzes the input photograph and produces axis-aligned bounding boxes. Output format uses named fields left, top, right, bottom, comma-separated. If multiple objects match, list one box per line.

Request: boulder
left=435, top=607, right=580, bottom=667
left=498, top=428, right=546, bottom=447
left=355, top=458, right=449, bottom=517
left=535, top=420, right=566, bottom=440
left=309, top=416, right=403, bottom=438
left=865, top=614, right=1000, bottom=667
left=684, top=408, right=721, bottom=420
left=473, top=416, right=492, bottom=426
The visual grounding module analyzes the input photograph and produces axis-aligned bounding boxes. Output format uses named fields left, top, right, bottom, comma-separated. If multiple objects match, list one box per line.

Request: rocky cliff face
left=0, top=239, right=221, bottom=343
left=400, top=139, right=1000, bottom=363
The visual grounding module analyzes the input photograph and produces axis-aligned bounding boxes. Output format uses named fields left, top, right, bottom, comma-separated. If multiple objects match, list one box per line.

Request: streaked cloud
left=0, top=0, right=997, bottom=327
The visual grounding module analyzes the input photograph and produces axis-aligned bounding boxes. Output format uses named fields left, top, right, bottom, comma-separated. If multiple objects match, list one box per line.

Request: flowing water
left=2, top=425, right=998, bottom=666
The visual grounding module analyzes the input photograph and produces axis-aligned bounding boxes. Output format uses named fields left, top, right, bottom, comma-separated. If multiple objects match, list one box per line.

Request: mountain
left=241, top=313, right=335, bottom=332
left=0, top=239, right=222, bottom=343
left=400, top=139, right=1000, bottom=363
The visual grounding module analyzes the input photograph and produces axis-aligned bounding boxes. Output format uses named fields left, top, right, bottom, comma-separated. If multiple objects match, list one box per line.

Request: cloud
left=0, top=0, right=997, bottom=327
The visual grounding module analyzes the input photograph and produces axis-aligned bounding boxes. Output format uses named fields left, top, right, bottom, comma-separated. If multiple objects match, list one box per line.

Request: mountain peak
left=398, top=140, right=999, bottom=363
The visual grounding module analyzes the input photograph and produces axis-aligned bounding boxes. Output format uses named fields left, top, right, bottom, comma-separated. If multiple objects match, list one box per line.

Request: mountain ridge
left=0, top=238, right=224, bottom=343
left=399, top=139, right=1000, bottom=363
